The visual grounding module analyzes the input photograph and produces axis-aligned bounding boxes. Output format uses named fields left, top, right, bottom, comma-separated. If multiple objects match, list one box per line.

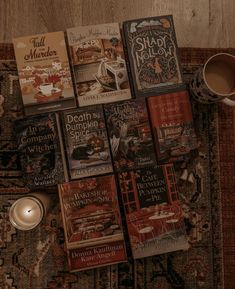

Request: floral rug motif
left=0, top=44, right=231, bottom=289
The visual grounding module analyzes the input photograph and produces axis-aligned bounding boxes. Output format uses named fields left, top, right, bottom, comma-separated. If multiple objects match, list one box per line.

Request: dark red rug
left=0, top=44, right=233, bottom=289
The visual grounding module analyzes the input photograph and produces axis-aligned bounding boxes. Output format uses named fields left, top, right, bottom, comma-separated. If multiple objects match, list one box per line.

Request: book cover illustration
left=118, top=164, right=189, bottom=259
left=66, top=23, right=131, bottom=106
left=147, top=90, right=198, bottom=163
left=58, top=175, right=127, bottom=271
left=13, top=31, right=76, bottom=115
left=14, top=113, right=66, bottom=188
left=104, top=98, right=156, bottom=171
left=61, top=105, right=113, bottom=179
left=123, top=15, right=183, bottom=97
left=0, top=65, right=23, bottom=178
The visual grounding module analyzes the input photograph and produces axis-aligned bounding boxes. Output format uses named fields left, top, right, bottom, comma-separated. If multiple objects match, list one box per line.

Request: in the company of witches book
left=118, top=164, right=189, bottom=259
left=66, top=22, right=131, bottom=106
left=123, top=15, right=184, bottom=97
left=61, top=105, right=113, bottom=179
left=147, top=90, right=198, bottom=163
left=104, top=98, right=156, bottom=172
left=14, top=113, right=66, bottom=188
left=58, top=174, right=127, bottom=271
left=13, top=31, right=76, bottom=115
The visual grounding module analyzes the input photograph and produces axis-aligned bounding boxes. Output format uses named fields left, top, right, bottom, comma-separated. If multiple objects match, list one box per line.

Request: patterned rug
left=0, top=44, right=233, bottom=289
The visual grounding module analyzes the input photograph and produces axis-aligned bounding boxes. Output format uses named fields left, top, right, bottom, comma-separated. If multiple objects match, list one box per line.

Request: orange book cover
left=58, top=174, right=127, bottom=271
left=147, top=90, right=198, bottom=163
left=13, top=31, right=76, bottom=115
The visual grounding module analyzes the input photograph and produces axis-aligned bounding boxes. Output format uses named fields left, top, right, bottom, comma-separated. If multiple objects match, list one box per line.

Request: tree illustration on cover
left=128, top=16, right=181, bottom=90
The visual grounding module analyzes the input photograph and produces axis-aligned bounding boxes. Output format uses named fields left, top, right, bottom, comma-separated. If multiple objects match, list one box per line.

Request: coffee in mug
left=189, top=53, right=235, bottom=106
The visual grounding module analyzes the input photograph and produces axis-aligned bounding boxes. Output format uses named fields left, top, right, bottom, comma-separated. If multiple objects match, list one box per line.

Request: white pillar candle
left=9, top=192, right=51, bottom=231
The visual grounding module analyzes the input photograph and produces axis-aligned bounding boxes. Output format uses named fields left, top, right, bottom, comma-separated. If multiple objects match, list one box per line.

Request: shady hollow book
left=58, top=174, right=127, bottom=271
left=123, top=15, right=184, bottom=97
left=14, top=113, right=66, bottom=188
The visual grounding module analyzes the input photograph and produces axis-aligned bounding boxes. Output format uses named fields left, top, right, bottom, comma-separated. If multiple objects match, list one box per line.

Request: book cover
left=104, top=98, right=156, bottom=171
left=13, top=31, right=76, bottom=115
left=66, top=23, right=131, bottom=106
left=0, top=66, right=24, bottom=178
left=61, top=105, right=113, bottom=179
left=147, top=90, right=198, bottom=163
left=118, top=164, right=189, bottom=259
left=123, top=15, right=184, bottom=97
left=58, top=174, right=127, bottom=271
left=14, top=113, right=67, bottom=188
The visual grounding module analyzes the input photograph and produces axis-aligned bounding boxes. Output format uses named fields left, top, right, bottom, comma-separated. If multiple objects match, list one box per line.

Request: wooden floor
left=0, top=0, right=235, bottom=47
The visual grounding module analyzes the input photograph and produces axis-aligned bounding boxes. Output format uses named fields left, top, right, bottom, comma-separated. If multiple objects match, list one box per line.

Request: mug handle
left=221, top=97, right=235, bottom=106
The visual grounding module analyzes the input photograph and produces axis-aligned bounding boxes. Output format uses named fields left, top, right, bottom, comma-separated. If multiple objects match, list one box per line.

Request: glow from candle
left=9, top=197, right=44, bottom=230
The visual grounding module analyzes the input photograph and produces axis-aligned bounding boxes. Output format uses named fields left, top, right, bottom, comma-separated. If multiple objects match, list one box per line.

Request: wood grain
left=0, top=0, right=234, bottom=47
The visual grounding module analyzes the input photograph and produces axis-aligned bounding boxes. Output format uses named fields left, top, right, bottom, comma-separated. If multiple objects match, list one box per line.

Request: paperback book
left=123, top=15, right=184, bottom=97
left=13, top=31, right=76, bottom=115
left=58, top=174, right=127, bottom=271
left=147, top=90, right=198, bottom=163
left=14, top=113, right=67, bottom=188
left=118, top=164, right=189, bottom=259
left=66, top=22, right=131, bottom=106
left=61, top=105, right=113, bottom=179
left=104, top=98, right=156, bottom=171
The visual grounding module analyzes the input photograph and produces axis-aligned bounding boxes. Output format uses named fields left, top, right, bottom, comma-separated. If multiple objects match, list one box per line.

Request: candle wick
left=27, top=209, right=32, bottom=213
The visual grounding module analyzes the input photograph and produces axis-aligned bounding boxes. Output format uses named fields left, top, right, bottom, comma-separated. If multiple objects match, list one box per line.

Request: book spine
left=55, top=112, right=69, bottom=182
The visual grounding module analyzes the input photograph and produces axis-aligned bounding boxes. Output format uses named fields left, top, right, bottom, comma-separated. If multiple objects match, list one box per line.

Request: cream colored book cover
left=13, top=31, right=76, bottom=115
left=67, top=23, right=131, bottom=106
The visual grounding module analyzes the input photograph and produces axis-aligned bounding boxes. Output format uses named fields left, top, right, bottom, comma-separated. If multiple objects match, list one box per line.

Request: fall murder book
left=123, top=15, right=184, bottom=97
left=58, top=174, right=127, bottom=271
left=13, top=31, right=76, bottom=115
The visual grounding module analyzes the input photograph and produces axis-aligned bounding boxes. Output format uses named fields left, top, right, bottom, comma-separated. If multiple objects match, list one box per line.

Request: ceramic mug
left=189, top=53, right=235, bottom=106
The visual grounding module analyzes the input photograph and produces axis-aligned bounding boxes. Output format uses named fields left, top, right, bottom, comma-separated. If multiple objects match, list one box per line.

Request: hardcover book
left=61, top=105, right=113, bottom=179
left=14, top=113, right=67, bottom=188
left=147, top=90, right=198, bottom=163
left=104, top=98, right=156, bottom=171
left=66, top=23, right=131, bottom=106
left=58, top=174, right=127, bottom=271
left=13, top=31, right=76, bottom=115
left=123, top=15, right=184, bottom=97
left=118, top=164, right=189, bottom=259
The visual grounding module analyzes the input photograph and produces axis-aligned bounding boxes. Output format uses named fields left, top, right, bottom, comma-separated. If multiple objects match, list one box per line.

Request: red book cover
left=118, top=164, right=189, bottom=259
left=147, top=90, right=198, bottom=163
left=58, top=174, right=127, bottom=271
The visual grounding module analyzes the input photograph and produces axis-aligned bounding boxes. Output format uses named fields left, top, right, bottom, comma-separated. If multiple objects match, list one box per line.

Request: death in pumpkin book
left=118, top=164, right=189, bottom=259
left=14, top=113, right=67, bottom=188
left=13, top=31, right=76, bottom=115
left=123, top=15, right=184, bottom=97
left=58, top=174, right=127, bottom=271
left=61, top=105, right=113, bottom=179
left=66, top=22, right=131, bottom=106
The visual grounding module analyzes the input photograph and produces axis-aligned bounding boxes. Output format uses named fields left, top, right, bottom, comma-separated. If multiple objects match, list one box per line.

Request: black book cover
left=123, top=15, right=184, bottom=97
